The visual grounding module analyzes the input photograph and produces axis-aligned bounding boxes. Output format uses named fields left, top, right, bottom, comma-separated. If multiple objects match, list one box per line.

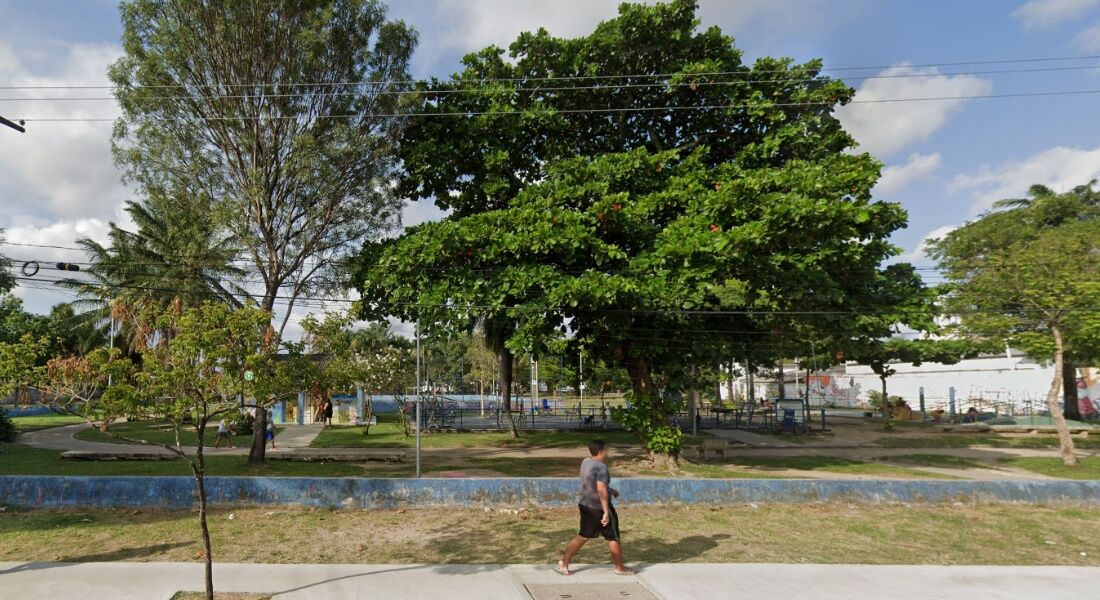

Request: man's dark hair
left=588, top=439, right=606, bottom=456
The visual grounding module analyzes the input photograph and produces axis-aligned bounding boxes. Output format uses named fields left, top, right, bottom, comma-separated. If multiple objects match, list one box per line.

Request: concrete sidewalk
left=0, top=562, right=1096, bottom=599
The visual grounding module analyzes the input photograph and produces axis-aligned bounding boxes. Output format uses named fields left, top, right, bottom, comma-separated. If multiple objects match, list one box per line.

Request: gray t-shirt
left=578, top=457, right=610, bottom=509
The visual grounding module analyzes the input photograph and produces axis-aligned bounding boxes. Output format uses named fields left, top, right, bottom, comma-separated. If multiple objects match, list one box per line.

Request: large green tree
left=991, top=182, right=1100, bottom=419
left=354, top=2, right=925, bottom=462
left=930, top=207, right=1100, bottom=465
left=110, top=0, right=417, bottom=462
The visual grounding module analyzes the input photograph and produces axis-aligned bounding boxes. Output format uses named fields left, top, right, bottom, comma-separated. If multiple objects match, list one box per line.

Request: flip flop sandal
left=614, top=567, right=639, bottom=576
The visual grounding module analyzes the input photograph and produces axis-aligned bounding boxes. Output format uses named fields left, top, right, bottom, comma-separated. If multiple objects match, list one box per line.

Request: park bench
left=61, top=450, right=172, bottom=461
left=699, top=438, right=730, bottom=461
left=267, top=450, right=407, bottom=463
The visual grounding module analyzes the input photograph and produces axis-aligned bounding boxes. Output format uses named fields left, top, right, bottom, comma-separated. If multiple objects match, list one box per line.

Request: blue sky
left=3, top=0, right=1100, bottom=329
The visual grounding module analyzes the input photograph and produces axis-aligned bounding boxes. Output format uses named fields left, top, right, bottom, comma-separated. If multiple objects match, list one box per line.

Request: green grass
left=638, top=462, right=794, bottom=479
left=882, top=454, right=987, bottom=469
left=465, top=457, right=582, bottom=477
left=311, top=414, right=652, bottom=449
left=713, top=455, right=956, bottom=479
left=1001, top=457, right=1100, bottom=480
left=75, top=421, right=266, bottom=449
left=875, top=435, right=1100, bottom=449
left=11, top=413, right=88, bottom=433
left=0, top=443, right=362, bottom=477
left=2, top=504, right=1098, bottom=566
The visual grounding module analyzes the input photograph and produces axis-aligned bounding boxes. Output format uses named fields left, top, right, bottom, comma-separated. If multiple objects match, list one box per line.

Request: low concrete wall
left=3, top=476, right=1100, bottom=509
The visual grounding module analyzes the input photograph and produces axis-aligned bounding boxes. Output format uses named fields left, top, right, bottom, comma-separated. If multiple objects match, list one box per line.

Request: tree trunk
left=498, top=347, right=518, bottom=438
left=777, top=359, right=785, bottom=399
left=1048, top=326, right=1078, bottom=466
left=191, top=422, right=214, bottom=600
left=880, top=373, right=892, bottom=431
left=725, top=360, right=734, bottom=403
left=623, top=355, right=656, bottom=395
left=1063, top=360, right=1082, bottom=421
left=247, top=405, right=267, bottom=465
left=689, top=389, right=699, bottom=436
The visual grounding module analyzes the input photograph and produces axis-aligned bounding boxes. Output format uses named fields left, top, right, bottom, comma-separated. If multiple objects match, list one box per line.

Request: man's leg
left=560, top=535, right=588, bottom=574
left=608, top=540, right=625, bottom=571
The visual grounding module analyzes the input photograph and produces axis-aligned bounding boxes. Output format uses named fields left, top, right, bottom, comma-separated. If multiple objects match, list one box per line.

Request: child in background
left=266, top=419, right=277, bottom=450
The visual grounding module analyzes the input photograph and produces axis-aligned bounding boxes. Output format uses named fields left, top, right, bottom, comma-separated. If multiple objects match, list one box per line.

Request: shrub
left=612, top=392, right=684, bottom=458
left=0, top=406, right=15, bottom=442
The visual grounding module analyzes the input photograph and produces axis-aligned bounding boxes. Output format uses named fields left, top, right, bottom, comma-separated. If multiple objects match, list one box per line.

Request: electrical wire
left=3, top=52, right=1099, bottom=90
left=14, top=88, right=1100, bottom=122
left=4, top=63, right=1100, bottom=102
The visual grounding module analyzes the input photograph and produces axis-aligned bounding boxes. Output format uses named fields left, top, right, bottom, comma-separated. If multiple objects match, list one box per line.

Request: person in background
left=323, top=399, right=334, bottom=426
left=266, top=419, right=277, bottom=450
left=556, top=439, right=637, bottom=577
left=214, top=418, right=234, bottom=449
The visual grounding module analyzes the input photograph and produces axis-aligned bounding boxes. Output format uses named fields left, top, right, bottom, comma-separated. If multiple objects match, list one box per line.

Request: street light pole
left=415, top=318, right=421, bottom=478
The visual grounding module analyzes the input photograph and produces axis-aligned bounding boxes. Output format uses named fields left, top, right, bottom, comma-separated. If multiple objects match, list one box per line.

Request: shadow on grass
left=0, top=542, right=192, bottom=575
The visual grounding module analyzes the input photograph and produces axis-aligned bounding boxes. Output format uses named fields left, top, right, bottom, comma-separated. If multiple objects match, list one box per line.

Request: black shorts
left=578, top=504, right=620, bottom=541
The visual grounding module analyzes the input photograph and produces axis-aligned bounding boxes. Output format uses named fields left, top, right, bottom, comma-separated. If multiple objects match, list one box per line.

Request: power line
left=13, top=88, right=1100, bottom=123
left=11, top=276, right=1100, bottom=316
left=3, top=53, right=1099, bottom=91
left=4, top=63, right=1100, bottom=102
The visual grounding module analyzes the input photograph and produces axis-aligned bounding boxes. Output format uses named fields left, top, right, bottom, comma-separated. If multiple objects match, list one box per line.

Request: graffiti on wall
left=807, top=374, right=862, bottom=407
left=1077, top=368, right=1100, bottom=419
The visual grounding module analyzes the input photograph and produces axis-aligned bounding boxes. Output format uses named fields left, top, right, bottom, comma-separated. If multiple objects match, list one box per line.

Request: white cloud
left=402, top=200, right=450, bottom=228
left=1072, top=21, right=1100, bottom=50
left=949, top=145, right=1100, bottom=213
left=1012, top=0, right=1100, bottom=28
left=429, top=0, right=843, bottom=62
left=901, top=224, right=958, bottom=264
left=3, top=215, right=115, bottom=312
left=875, top=153, right=942, bottom=197
left=836, top=64, right=992, bottom=158
left=0, top=42, right=127, bottom=222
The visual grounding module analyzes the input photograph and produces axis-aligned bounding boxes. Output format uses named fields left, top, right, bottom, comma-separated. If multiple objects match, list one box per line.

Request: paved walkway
left=17, top=423, right=324, bottom=457
left=0, top=562, right=1096, bottom=599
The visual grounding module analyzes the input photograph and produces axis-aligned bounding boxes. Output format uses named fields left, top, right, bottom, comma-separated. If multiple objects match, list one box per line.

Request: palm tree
left=57, top=195, right=249, bottom=351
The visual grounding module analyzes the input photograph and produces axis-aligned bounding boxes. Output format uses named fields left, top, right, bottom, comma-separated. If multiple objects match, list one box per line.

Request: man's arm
left=597, top=481, right=611, bottom=526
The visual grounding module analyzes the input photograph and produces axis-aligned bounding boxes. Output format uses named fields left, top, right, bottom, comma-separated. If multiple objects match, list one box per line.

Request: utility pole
left=0, top=115, right=25, bottom=133
left=415, top=319, right=421, bottom=478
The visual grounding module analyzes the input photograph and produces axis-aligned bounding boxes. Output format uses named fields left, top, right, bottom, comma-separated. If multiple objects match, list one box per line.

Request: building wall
left=724, top=354, right=1098, bottom=416
left=842, top=354, right=1055, bottom=413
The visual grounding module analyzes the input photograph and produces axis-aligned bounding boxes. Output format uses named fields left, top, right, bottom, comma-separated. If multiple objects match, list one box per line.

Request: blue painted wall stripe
left=3, top=476, right=1100, bottom=509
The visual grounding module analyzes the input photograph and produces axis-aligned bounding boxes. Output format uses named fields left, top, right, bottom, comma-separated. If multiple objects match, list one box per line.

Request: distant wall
left=2, top=476, right=1099, bottom=509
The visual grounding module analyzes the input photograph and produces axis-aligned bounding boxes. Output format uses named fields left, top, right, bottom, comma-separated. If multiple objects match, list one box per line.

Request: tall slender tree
left=110, top=0, right=417, bottom=463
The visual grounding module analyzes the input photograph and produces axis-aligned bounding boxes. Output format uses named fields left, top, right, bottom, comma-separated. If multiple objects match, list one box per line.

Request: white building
left=722, top=354, right=1100, bottom=418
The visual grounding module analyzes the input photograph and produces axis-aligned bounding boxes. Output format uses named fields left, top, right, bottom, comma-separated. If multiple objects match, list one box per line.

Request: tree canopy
left=929, top=183, right=1100, bottom=464
left=110, top=0, right=417, bottom=335
left=354, top=0, right=927, bottom=458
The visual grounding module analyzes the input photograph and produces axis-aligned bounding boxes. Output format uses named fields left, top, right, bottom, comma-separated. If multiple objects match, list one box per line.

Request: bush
left=867, top=390, right=903, bottom=412
left=227, top=409, right=253, bottom=436
left=0, top=406, right=15, bottom=442
left=612, top=392, right=685, bottom=458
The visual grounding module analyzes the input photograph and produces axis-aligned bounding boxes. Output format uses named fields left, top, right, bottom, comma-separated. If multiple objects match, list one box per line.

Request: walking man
left=557, top=439, right=638, bottom=576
